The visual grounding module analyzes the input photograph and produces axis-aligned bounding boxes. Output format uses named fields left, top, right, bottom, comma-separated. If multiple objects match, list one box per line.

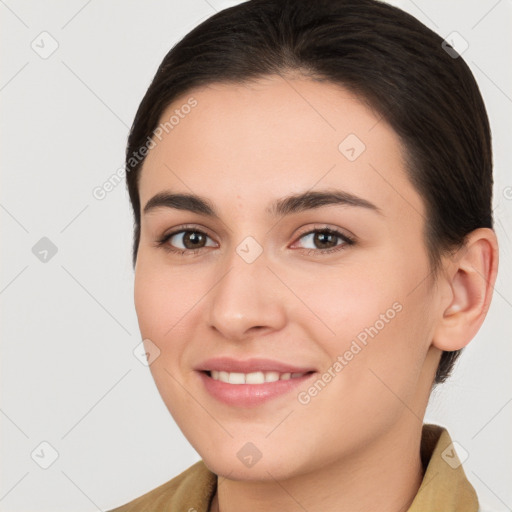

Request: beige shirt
left=107, top=424, right=478, bottom=512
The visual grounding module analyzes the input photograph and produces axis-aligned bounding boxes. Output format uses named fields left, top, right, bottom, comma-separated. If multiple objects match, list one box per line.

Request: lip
left=195, top=357, right=317, bottom=407
left=195, top=356, right=316, bottom=374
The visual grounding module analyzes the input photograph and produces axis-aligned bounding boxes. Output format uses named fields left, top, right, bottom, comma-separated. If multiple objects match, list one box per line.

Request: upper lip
left=195, top=357, right=316, bottom=374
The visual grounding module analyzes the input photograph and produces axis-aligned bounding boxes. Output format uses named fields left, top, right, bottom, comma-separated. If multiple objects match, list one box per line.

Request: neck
left=210, top=418, right=425, bottom=512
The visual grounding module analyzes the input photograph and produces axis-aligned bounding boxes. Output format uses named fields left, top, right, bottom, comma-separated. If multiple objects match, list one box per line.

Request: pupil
left=316, top=232, right=335, bottom=248
left=185, top=232, right=204, bottom=249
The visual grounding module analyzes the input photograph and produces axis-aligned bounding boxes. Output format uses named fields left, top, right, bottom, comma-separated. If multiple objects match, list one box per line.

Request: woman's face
left=134, top=75, right=443, bottom=479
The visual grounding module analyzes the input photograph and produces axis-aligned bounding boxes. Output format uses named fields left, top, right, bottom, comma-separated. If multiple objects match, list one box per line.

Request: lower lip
left=197, top=371, right=316, bottom=407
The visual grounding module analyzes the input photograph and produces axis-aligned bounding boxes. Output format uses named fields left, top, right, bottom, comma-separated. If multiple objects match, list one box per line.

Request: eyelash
left=156, top=224, right=355, bottom=257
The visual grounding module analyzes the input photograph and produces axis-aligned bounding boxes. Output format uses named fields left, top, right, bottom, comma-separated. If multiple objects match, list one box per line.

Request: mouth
left=196, top=366, right=317, bottom=407
left=204, top=369, right=314, bottom=384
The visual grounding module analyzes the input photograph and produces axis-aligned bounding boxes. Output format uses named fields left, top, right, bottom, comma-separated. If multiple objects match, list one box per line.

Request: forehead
left=138, top=75, right=425, bottom=224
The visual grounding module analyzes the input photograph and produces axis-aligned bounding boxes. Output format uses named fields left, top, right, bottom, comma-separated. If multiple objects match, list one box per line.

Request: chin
left=202, top=455, right=298, bottom=482
left=196, top=439, right=311, bottom=483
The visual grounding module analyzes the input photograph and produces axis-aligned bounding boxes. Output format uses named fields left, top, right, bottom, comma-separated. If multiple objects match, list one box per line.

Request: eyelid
left=160, top=223, right=216, bottom=242
left=155, top=224, right=218, bottom=253
left=157, top=223, right=356, bottom=256
left=291, top=224, right=356, bottom=245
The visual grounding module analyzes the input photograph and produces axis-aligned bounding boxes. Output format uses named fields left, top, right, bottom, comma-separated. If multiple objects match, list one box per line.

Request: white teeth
left=208, top=370, right=307, bottom=384
left=228, top=372, right=246, bottom=384
left=265, top=371, right=280, bottom=382
left=245, top=371, right=265, bottom=384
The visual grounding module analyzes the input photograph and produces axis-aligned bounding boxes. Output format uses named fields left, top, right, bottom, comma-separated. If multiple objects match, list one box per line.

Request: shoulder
left=106, top=460, right=217, bottom=512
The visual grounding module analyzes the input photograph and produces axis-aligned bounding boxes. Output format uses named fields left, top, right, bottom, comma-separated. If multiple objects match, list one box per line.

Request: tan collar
left=408, top=423, right=478, bottom=511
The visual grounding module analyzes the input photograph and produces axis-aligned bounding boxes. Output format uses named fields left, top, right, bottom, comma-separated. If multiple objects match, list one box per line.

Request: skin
left=133, top=74, right=498, bottom=512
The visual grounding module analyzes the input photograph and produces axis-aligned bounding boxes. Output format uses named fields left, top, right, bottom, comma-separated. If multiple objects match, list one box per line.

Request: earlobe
left=432, top=227, right=499, bottom=352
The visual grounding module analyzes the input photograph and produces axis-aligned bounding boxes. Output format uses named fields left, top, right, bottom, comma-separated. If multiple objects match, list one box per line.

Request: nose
left=207, top=251, right=287, bottom=341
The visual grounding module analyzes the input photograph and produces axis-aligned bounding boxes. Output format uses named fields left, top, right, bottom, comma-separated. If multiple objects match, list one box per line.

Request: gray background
left=1, top=1, right=511, bottom=511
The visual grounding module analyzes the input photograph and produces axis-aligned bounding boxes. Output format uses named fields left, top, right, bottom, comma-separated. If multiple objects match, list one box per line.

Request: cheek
left=300, top=254, right=432, bottom=394
left=133, top=260, right=201, bottom=412
left=134, top=258, right=198, bottom=348
left=134, top=266, right=166, bottom=338
left=291, top=258, right=401, bottom=347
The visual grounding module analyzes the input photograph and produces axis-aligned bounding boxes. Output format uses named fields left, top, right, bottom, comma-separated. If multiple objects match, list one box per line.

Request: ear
left=432, top=227, right=499, bottom=352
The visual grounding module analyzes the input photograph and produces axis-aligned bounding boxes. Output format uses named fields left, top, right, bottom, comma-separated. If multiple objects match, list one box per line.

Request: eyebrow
left=143, top=189, right=382, bottom=218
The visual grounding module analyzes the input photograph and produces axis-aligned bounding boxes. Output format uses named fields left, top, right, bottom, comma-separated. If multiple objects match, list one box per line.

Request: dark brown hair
left=124, top=0, right=493, bottom=383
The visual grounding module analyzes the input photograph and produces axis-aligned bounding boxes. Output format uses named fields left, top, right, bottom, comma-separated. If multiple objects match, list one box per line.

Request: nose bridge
left=207, top=243, right=286, bottom=340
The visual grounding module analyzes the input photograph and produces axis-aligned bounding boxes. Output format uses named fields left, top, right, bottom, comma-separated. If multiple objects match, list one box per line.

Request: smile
left=198, top=369, right=316, bottom=407
left=208, top=370, right=310, bottom=384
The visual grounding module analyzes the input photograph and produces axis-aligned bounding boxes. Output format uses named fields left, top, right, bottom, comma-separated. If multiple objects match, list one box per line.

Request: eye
left=292, top=226, right=355, bottom=256
left=156, top=224, right=355, bottom=257
left=157, top=226, right=217, bottom=255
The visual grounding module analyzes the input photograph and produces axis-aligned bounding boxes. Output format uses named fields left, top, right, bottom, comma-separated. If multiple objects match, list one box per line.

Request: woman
left=109, top=0, right=499, bottom=510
